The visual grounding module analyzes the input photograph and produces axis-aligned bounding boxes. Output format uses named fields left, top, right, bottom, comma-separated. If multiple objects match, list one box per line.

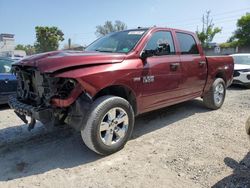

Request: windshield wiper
left=95, top=49, right=114, bottom=53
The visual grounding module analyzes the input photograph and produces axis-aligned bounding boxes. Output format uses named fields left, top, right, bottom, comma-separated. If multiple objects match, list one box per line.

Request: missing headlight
left=56, top=78, right=77, bottom=99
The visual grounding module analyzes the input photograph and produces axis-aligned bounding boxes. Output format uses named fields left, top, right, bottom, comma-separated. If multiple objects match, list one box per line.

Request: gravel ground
left=0, top=86, right=249, bottom=188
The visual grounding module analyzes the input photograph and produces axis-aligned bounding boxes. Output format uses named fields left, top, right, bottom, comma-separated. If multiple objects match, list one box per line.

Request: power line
left=159, top=7, right=250, bottom=26
left=66, top=7, right=250, bottom=44
left=169, top=16, right=241, bottom=30
left=178, top=13, right=244, bottom=26
left=212, top=7, right=250, bottom=16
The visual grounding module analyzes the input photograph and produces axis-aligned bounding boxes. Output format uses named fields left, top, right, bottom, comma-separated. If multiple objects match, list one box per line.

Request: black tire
left=81, top=95, right=134, bottom=155
left=246, top=117, right=250, bottom=137
left=245, top=85, right=250, bottom=89
left=203, top=78, right=226, bottom=110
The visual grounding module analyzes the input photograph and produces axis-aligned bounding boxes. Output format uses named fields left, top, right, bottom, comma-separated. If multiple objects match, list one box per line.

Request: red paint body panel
left=16, top=51, right=126, bottom=73
left=15, top=27, right=234, bottom=115
left=203, top=56, right=234, bottom=93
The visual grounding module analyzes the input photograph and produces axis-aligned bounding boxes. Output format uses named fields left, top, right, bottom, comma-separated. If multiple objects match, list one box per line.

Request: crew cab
left=9, top=27, right=234, bottom=155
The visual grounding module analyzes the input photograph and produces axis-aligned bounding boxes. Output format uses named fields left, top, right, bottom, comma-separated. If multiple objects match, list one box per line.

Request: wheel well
left=215, top=72, right=226, bottom=83
left=93, top=85, right=137, bottom=115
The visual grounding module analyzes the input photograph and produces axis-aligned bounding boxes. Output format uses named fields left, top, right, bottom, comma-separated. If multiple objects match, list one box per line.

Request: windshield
left=232, top=55, right=250, bottom=65
left=0, top=58, right=14, bottom=73
left=85, top=30, right=147, bottom=53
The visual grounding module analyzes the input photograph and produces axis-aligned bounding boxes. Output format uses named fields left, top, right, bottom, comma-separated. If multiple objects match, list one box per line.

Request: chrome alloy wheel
left=99, top=107, right=129, bottom=146
left=214, top=83, right=225, bottom=105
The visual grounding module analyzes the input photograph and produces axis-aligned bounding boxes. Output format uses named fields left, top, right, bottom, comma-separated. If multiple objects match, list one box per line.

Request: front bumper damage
left=9, top=95, right=53, bottom=130
left=9, top=65, right=90, bottom=131
left=9, top=92, right=92, bottom=132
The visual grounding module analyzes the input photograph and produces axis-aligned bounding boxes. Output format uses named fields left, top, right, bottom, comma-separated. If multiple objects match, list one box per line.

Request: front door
left=141, top=31, right=182, bottom=111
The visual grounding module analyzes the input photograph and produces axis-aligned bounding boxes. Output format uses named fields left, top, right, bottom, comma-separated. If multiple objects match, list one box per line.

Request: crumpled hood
left=15, top=50, right=126, bottom=73
left=234, top=64, right=250, bottom=70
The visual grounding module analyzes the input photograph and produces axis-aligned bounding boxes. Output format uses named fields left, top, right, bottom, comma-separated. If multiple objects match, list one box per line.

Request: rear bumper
left=8, top=95, right=53, bottom=124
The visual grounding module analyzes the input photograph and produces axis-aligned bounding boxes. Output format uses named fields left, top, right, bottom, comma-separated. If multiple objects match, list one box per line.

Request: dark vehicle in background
left=230, top=54, right=250, bottom=88
left=9, top=27, right=234, bottom=155
left=0, top=57, right=17, bottom=104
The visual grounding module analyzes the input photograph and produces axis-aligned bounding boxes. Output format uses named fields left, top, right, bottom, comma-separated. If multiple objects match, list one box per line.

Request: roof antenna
left=137, top=26, right=141, bottom=29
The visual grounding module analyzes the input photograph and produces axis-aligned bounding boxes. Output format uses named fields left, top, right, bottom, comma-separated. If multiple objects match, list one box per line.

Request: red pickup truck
left=9, top=27, right=234, bottom=155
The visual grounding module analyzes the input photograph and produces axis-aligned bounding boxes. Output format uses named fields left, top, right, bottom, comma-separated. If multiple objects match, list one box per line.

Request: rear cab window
left=176, top=32, right=199, bottom=55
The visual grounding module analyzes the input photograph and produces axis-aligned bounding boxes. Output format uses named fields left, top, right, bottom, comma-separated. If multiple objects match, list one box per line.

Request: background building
left=0, top=33, right=26, bottom=59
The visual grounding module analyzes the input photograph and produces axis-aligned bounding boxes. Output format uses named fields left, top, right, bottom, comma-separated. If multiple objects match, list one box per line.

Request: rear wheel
left=245, top=84, right=250, bottom=89
left=203, top=78, right=226, bottom=110
left=81, top=96, right=134, bottom=155
left=246, top=117, right=250, bottom=138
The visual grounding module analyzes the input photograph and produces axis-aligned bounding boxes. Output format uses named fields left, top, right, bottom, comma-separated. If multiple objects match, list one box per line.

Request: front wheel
left=81, top=96, right=134, bottom=155
left=203, top=78, right=226, bottom=110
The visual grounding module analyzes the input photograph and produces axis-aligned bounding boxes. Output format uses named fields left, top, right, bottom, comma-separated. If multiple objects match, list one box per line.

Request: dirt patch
left=0, top=86, right=249, bottom=188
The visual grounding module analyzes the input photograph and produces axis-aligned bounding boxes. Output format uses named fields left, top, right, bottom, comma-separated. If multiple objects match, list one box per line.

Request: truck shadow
left=212, top=152, right=250, bottom=188
left=0, top=104, right=10, bottom=111
left=228, top=84, right=250, bottom=91
left=132, top=99, right=209, bottom=139
left=0, top=99, right=209, bottom=181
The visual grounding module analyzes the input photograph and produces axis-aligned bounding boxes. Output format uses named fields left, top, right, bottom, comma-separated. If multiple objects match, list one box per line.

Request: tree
left=15, top=44, right=36, bottom=55
left=196, top=11, right=222, bottom=48
left=233, top=13, right=250, bottom=47
left=219, top=41, right=238, bottom=48
left=95, top=20, right=127, bottom=37
left=34, top=26, right=64, bottom=53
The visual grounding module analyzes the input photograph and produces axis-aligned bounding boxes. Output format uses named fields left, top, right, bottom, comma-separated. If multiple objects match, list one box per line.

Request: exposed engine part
left=13, top=65, right=77, bottom=108
left=10, top=65, right=88, bottom=131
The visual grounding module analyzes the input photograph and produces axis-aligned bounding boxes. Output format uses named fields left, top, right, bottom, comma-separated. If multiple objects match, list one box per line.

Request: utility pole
left=68, top=38, right=71, bottom=49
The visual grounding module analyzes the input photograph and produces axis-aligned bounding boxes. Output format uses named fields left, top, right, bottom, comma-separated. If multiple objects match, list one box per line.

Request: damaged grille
left=13, top=65, right=77, bottom=107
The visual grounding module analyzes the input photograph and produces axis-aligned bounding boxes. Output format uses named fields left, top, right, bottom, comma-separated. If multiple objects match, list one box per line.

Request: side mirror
left=140, top=49, right=155, bottom=60
left=157, top=43, right=171, bottom=55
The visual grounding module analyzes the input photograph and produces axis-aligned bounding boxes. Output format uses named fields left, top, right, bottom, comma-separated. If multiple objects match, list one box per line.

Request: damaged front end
left=9, top=65, right=87, bottom=131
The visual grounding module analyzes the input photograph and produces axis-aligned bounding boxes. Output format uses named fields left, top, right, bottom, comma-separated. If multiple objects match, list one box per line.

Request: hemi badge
left=133, top=77, right=141, bottom=82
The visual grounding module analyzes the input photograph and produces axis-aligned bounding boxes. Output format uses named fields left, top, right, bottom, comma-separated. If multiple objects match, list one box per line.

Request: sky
left=0, top=0, right=250, bottom=48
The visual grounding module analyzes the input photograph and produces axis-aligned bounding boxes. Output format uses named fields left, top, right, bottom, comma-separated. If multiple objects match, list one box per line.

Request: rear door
left=176, top=32, right=207, bottom=96
left=141, top=30, right=182, bottom=110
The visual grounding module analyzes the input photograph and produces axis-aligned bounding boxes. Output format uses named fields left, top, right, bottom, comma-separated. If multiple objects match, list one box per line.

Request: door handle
left=170, top=63, right=180, bottom=71
left=199, top=61, right=206, bottom=67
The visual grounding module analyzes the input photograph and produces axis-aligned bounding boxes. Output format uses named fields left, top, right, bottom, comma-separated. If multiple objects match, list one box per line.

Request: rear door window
left=176, top=32, right=199, bottom=54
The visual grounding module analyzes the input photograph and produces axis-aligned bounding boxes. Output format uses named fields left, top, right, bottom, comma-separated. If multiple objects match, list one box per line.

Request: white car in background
left=230, top=54, right=250, bottom=88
